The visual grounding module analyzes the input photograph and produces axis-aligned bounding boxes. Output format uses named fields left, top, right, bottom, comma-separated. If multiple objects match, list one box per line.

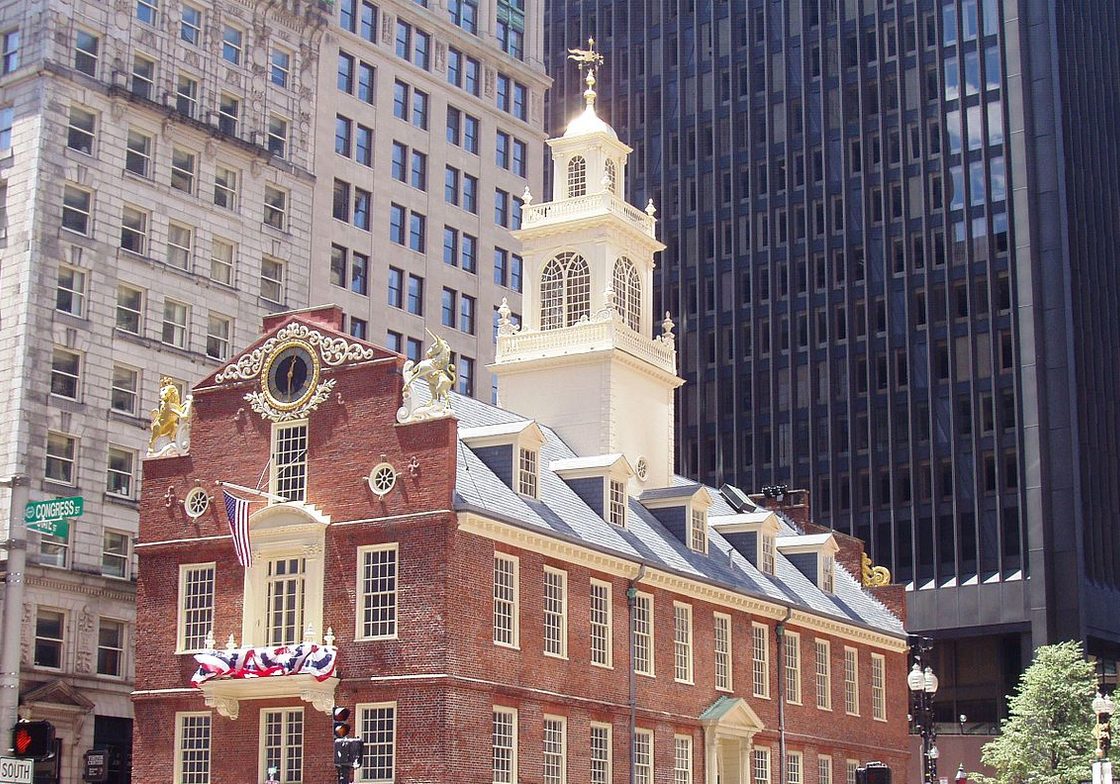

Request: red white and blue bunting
left=191, top=642, right=337, bottom=686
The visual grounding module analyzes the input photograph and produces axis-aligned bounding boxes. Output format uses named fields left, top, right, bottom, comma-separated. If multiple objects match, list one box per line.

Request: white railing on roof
left=496, top=314, right=676, bottom=374
left=521, top=192, right=656, bottom=238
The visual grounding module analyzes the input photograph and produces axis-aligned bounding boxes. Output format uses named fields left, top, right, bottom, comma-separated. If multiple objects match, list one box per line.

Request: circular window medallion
left=368, top=463, right=398, bottom=497
left=635, top=457, right=649, bottom=482
left=184, top=487, right=210, bottom=518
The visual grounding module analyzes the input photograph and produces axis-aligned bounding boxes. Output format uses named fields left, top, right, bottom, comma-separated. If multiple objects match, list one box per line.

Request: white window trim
left=542, top=714, right=566, bottom=784
left=355, top=543, right=399, bottom=641
left=542, top=566, right=568, bottom=659
left=752, top=621, right=771, bottom=699
left=269, top=419, right=308, bottom=502
left=589, top=578, right=613, bottom=669
left=354, top=701, right=396, bottom=784
left=673, top=601, right=693, bottom=684
left=589, top=721, right=612, bottom=784
left=871, top=652, right=888, bottom=721
left=818, top=754, right=833, bottom=784
left=101, top=528, right=131, bottom=580
left=633, top=728, right=653, bottom=784
left=815, top=639, right=833, bottom=711
left=787, top=750, right=804, bottom=784
left=95, top=617, right=127, bottom=678
left=752, top=747, right=771, bottom=784
left=784, top=630, right=802, bottom=704
left=492, top=706, right=518, bottom=784
left=632, top=591, right=654, bottom=677
left=688, top=504, right=708, bottom=554
left=714, top=611, right=733, bottom=692
left=33, top=607, right=66, bottom=671
left=493, top=552, right=520, bottom=649
left=174, top=711, right=212, bottom=784
left=257, top=707, right=303, bottom=784
left=844, top=646, right=860, bottom=716
left=673, top=734, right=693, bottom=784
left=177, top=562, right=216, bottom=653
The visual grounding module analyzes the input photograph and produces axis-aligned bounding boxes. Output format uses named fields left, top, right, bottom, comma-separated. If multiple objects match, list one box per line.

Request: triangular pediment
left=699, top=696, right=765, bottom=737
left=21, top=678, right=96, bottom=711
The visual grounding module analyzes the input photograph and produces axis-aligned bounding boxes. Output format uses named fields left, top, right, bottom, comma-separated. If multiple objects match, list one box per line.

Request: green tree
left=975, top=640, right=1115, bottom=784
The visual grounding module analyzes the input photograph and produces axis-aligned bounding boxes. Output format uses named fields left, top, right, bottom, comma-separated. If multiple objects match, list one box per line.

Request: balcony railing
left=521, top=191, right=657, bottom=238
left=496, top=314, right=676, bottom=375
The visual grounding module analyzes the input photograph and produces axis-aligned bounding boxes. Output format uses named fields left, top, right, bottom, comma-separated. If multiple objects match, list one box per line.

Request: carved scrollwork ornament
left=860, top=552, right=892, bottom=587
left=217, top=323, right=376, bottom=383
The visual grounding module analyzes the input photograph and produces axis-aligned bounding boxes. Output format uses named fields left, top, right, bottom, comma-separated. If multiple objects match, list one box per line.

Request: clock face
left=263, top=342, right=318, bottom=410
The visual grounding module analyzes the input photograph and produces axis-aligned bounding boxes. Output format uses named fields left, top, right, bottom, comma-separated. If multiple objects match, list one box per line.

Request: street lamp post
left=1092, top=691, right=1114, bottom=784
left=908, top=651, right=939, bottom=784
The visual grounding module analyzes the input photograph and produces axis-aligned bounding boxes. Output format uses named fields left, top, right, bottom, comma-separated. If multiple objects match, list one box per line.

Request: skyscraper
left=0, top=0, right=546, bottom=775
left=544, top=0, right=1120, bottom=726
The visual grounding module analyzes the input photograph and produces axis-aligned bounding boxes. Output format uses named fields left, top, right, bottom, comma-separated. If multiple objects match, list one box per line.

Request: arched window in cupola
left=540, top=252, right=591, bottom=330
left=567, top=156, right=587, bottom=198
left=604, top=159, right=617, bottom=194
left=613, top=257, right=641, bottom=331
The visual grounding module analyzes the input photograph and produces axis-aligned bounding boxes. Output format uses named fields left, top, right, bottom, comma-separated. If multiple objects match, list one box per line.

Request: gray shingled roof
left=443, top=391, right=904, bottom=637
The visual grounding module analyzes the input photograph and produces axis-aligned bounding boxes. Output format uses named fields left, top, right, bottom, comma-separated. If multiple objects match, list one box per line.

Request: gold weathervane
left=568, top=37, right=604, bottom=107
left=861, top=552, right=892, bottom=587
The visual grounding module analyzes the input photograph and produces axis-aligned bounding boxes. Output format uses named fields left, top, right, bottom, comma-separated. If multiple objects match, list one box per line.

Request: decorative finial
left=661, top=311, right=676, bottom=340
left=204, top=629, right=215, bottom=650
left=324, top=627, right=336, bottom=647
left=604, top=287, right=617, bottom=313
left=225, top=633, right=237, bottom=652
left=568, top=37, right=604, bottom=109
left=497, top=297, right=517, bottom=337
left=521, top=185, right=533, bottom=205
left=303, top=622, right=315, bottom=643
left=645, top=198, right=657, bottom=217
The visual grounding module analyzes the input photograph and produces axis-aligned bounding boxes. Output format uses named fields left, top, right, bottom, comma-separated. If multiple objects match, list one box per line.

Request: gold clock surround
left=260, top=339, right=321, bottom=412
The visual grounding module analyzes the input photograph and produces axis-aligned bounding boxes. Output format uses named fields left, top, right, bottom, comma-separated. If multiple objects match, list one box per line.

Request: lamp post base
left=1093, top=760, right=1113, bottom=784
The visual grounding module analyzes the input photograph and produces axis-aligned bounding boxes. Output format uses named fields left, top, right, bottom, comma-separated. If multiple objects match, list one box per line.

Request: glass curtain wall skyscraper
left=544, top=0, right=1120, bottom=724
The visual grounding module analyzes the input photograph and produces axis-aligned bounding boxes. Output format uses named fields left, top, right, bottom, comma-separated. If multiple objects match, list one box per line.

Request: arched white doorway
left=699, top=696, right=765, bottom=784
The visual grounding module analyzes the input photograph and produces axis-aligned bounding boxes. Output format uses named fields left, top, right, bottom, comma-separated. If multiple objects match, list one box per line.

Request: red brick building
left=132, top=77, right=910, bottom=784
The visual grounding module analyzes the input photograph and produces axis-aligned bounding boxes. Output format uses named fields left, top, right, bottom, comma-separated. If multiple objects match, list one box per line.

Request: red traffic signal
left=332, top=707, right=351, bottom=739
left=12, top=720, right=55, bottom=759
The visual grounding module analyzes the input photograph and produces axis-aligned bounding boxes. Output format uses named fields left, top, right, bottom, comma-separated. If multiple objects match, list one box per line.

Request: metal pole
left=0, top=474, right=30, bottom=745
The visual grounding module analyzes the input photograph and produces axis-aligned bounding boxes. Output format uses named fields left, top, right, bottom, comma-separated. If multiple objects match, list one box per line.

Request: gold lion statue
left=148, top=377, right=193, bottom=456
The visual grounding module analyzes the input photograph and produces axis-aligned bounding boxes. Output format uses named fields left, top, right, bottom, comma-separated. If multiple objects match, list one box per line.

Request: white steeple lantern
left=490, top=41, right=683, bottom=489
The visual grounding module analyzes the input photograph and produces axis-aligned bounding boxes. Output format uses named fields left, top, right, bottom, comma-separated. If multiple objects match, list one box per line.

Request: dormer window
left=612, top=257, right=641, bottom=331
left=822, top=554, right=835, bottom=593
left=608, top=479, right=626, bottom=527
left=567, top=155, right=587, bottom=197
left=271, top=421, right=308, bottom=502
left=517, top=446, right=538, bottom=498
left=761, top=531, right=776, bottom=574
left=775, top=533, right=841, bottom=592
left=604, top=159, right=617, bottom=193
left=540, top=252, right=591, bottom=330
left=710, top=511, right=780, bottom=574
left=689, top=506, right=708, bottom=553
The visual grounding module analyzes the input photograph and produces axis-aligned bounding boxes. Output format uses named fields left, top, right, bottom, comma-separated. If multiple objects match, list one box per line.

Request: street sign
left=24, top=497, right=83, bottom=538
left=0, top=756, right=33, bottom=784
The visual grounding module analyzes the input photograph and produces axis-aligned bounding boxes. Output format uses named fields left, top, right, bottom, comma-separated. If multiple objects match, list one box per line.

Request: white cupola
left=490, top=41, right=683, bottom=489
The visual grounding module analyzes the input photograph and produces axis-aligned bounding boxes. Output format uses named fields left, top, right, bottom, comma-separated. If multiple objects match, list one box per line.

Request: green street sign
left=24, top=497, right=83, bottom=538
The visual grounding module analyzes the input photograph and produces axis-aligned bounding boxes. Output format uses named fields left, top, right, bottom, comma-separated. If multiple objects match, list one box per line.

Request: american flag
left=223, top=491, right=252, bottom=567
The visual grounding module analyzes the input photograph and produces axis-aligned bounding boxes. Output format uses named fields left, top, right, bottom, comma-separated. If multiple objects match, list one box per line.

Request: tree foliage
left=975, top=640, right=1115, bottom=784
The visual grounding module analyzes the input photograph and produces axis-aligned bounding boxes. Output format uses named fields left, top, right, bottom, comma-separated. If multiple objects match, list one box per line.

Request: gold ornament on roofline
left=568, top=37, right=604, bottom=106
left=861, top=552, right=892, bottom=587
left=148, top=377, right=193, bottom=458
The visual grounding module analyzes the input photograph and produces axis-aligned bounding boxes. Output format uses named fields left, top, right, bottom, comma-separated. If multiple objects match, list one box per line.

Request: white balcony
left=521, top=191, right=657, bottom=239
left=496, top=314, right=676, bottom=376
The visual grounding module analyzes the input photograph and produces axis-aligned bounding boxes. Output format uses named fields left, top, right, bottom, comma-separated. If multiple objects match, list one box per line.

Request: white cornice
left=457, top=513, right=907, bottom=652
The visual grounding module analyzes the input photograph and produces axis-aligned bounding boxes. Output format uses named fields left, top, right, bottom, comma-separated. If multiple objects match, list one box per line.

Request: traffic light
left=332, top=707, right=351, bottom=739
left=333, top=736, right=364, bottom=769
left=855, top=762, right=892, bottom=784
left=11, top=720, right=55, bottom=759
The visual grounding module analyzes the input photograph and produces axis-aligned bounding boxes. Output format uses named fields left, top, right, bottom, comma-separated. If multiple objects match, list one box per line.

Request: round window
left=635, top=457, right=649, bottom=482
left=184, top=487, right=210, bottom=518
left=368, top=463, right=397, bottom=497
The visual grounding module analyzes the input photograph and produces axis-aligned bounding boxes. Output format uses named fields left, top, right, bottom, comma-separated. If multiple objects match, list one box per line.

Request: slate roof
left=445, top=390, right=904, bottom=638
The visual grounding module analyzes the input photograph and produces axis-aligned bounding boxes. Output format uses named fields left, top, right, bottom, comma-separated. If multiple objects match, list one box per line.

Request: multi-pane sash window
left=492, top=708, right=517, bottom=784
left=131, top=55, right=154, bottom=99
left=818, top=755, right=833, bottom=784
left=871, top=654, right=887, bottom=720
left=262, top=709, right=303, bottom=784
left=106, top=446, right=135, bottom=497
left=171, top=148, right=196, bottom=193
left=590, top=723, right=611, bottom=784
left=218, top=94, right=239, bottom=135
left=39, top=529, right=69, bottom=567
left=689, top=507, right=707, bottom=553
left=844, top=647, right=860, bottom=715
left=221, top=26, right=242, bottom=64
left=46, top=431, right=77, bottom=484
left=116, top=285, right=143, bottom=333
left=271, top=421, right=307, bottom=502
left=359, top=545, right=397, bottom=639
left=673, top=736, right=692, bottom=784
left=67, top=106, right=95, bottom=154
left=787, top=752, right=803, bottom=784
left=74, top=30, right=98, bottom=75
left=543, top=567, right=567, bottom=657
left=110, top=365, right=138, bottom=414
left=589, top=579, right=611, bottom=667
left=632, top=592, right=653, bottom=676
left=162, top=299, right=188, bottom=348
left=542, top=717, right=565, bottom=784
left=784, top=631, right=802, bottom=703
left=102, top=530, right=129, bottom=578
left=752, top=748, right=770, bottom=784
left=179, top=564, right=215, bottom=651
left=210, top=238, right=234, bottom=285
left=126, top=129, right=152, bottom=176
left=264, top=185, right=287, bottom=229
left=97, top=619, right=124, bottom=676
left=214, top=166, right=237, bottom=209
left=34, top=609, right=64, bottom=668
left=673, top=603, right=693, bottom=683
left=816, top=640, right=832, bottom=709
left=176, top=74, right=199, bottom=116
left=265, top=557, right=306, bottom=646
left=206, top=314, right=231, bottom=360
left=268, top=116, right=288, bottom=157
left=180, top=5, right=202, bottom=44
left=50, top=348, right=80, bottom=399
left=167, top=223, right=193, bottom=269
left=176, top=713, right=211, bottom=784
left=714, top=613, right=732, bottom=691
left=633, top=729, right=653, bottom=784
left=120, top=205, right=148, bottom=253
left=271, top=49, right=290, bottom=87
left=493, top=554, right=518, bottom=647
left=62, top=184, right=91, bottom=234
left=846, top=760, right=859, bottom=784
left=261, top=257, right=284, bottom=303
left=517, top=447, right=537, bottom=498
left=761, top=532, right=776, bottom=574
left=752, top=623, right=770, bottom=697
left=607, top=480, right=626, bottom=526
left=56, top=266, right=86, bottom=316
left=357, top=704, right=395, bottom=782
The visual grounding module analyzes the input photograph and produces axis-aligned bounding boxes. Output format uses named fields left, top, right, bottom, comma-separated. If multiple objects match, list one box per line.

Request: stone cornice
left=24, top=573, right=135, bottom=603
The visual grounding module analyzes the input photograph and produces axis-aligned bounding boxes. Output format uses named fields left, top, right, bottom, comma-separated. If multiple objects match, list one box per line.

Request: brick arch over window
left=613, top=257, right=641, bottom=331
left=540, top=252, right=591, bottom=330
left=605, top=159, right=617, bottom=194
left=567, top=156, right=587, bottom=198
